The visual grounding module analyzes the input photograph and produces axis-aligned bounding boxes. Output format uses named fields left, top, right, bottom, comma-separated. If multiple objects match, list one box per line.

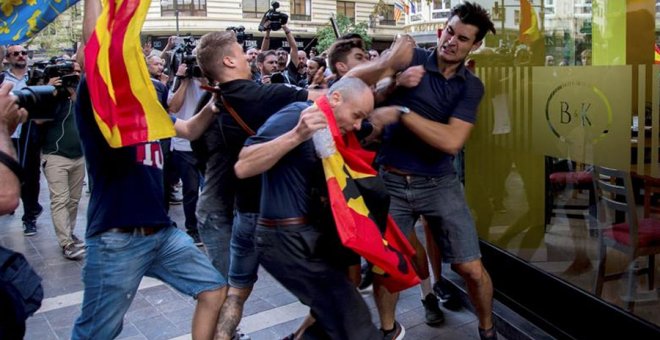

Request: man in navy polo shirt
left=368, top=2, right=498, bottom=339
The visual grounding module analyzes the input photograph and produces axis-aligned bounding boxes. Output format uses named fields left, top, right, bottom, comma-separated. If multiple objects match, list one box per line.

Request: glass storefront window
left=460, top=0, right=659, bottom=329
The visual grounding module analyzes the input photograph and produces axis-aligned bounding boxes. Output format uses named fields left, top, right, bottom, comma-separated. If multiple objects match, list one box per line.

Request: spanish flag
left=84, top=0, right=175, bottom=148
left=315, top=96, right=420, bottom=293
left=654, top=44, right=660, bottom=64
left=519, top=0, right=541, bottom=45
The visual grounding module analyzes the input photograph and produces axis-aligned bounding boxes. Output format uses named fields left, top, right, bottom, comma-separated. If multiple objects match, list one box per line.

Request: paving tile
left=242, top=296, right=277, bottom=317
left=52, top=325, right=74, bottom=339
left=116, top=323, right=144, bottom=339
left=132, top=315, right=187, bottom=340
left=125, top=304, right=161, bottom=323
left=43, top=304, right=81, bottom=329
left=25, top=314, right=57, bottom=340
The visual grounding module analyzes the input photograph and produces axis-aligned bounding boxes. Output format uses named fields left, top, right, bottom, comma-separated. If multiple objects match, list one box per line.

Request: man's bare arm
left=345, top=34, right=416, bottom=86
left=402, top=113, right=474, bottom=155
left=284, top=25, right=299, bottom=68
left=82, top=0, right=102, bottom=44
left=235, top=106, right=326, bottom=178
left=261, top=29, right=271, bottom=51
left=174, top=96, right=218, bottom=140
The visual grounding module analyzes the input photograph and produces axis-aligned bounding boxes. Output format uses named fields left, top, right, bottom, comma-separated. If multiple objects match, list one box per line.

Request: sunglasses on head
left=10, top=51, right=27, bottom=57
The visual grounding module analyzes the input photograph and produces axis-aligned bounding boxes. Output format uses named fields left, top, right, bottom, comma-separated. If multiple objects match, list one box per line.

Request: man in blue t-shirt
left=234, top=77, right=384, bottom=339
left=71, top=77, right=228, bottom=339
left=367, top=3, right=499, bottom=340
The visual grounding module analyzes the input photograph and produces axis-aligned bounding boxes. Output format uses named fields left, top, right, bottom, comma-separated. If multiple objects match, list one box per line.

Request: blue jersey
left=75, top=78, right=171, bottom=237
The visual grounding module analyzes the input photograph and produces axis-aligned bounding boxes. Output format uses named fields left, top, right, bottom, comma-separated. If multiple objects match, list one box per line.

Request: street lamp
left=161, top=0, right=180, bottom=35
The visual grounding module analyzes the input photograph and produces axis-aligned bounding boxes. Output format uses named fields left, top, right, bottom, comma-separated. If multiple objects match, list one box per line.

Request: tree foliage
left=315, top=14, right=372, bottom=54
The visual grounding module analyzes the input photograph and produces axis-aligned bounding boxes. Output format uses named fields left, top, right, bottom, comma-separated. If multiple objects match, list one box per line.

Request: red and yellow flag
left=85, top=0, right=175, bottom=148
left=519, top=0, right=541, bottom=45
left=315, top=96, right=420, bottom=293
left=654, top=44, right=660, bottom=64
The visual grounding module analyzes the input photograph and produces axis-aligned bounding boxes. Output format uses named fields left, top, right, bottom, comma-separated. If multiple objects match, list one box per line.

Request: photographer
left=3, top=45, right=43, bottom=236
left=0, top=82, right=27, bottom=215
left=38, top=61, right=87, bottom=260
left=166, top=62, right=207, bottom=245
left=260, top=11, right=303, bottom=86
left=255, top=50, right=278, bottom=85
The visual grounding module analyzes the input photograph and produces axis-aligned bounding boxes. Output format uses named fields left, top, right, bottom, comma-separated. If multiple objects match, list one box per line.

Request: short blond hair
left=196, top=31, right=238, bottom=81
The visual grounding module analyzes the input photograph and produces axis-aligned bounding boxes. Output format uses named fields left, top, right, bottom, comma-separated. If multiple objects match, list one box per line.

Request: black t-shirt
left=196, top=79, right=308, bottom=216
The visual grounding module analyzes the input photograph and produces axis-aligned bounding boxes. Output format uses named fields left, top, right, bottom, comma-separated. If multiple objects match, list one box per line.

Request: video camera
left=3, top=58, right=81, bottom=118
left=28, top=58, right=80, bottom=89
left=175, top=35, right=202, bottom=78
left=227, top=26, right=253, bottom=45
left=258, top=2, right=288, bottom=32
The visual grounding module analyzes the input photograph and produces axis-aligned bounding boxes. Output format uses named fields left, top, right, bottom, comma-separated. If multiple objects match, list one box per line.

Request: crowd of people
left=0, top=1, right=502, bottom=339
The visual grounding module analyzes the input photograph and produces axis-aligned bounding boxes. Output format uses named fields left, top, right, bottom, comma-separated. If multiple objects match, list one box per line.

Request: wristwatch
left=397, top=106, right=410, bottom=116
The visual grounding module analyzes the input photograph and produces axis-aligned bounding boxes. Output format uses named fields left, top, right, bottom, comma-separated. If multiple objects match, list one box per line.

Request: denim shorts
left=72, top=226, right=226, bottom=339
left=197, top=211, right=233, bottom=278
left=380, top=170, right=481, bottom=264
left=228, top=212, right=260, bottom=288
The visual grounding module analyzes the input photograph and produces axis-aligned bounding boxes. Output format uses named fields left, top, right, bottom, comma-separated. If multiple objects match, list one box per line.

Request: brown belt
left=106, top=227, right=162, bottom=236
left=382, top=165, right=412, bottom=176
left=258, top=217, right=308, bottom=227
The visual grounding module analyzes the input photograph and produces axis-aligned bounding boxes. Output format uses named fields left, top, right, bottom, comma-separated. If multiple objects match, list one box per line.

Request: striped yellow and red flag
left=85, top=0, right=175, bottom=148
left=315, top=96, right=420, bottom=293
left=654, top=44, right=660, bottom=64
left=519, top=0, right=541, bottom=45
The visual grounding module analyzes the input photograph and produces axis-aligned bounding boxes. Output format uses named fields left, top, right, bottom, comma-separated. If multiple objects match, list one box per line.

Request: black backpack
left=0, top=246, right=43, bottom=339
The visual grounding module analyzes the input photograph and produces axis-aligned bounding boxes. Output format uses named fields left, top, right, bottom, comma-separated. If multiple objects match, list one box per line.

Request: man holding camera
left=39, top=61, right=87, bottom=260
left=167, top=62, right=207, bottom=245
left=3, top=44, right=44, bottom=236
left=0, top=81, right=27, bottom=215
left=255, top=50, right=278, bottom=85
left=260, top=18, right=304, bottom=86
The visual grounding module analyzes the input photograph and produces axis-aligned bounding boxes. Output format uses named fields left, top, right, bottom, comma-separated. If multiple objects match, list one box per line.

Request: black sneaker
left=421, top=293, right=445, bottom=326
left=433, top=281, right=452, bottom=302
left=381, top=320, right=405, bottom=340
left=358, top=263, right=373, bottom=292
left=72, top=234, right=85, bottom=247
left=63, top=243, right=85, bottom=260
left=169, top=192, right=183, bottom=205
left=479, top=326, right=498, bottom=340
left=188, top=231, right=203, bottom=246
left=23, top=221, right=37, bottom=236
left=434, top=281, right=462, bottom=311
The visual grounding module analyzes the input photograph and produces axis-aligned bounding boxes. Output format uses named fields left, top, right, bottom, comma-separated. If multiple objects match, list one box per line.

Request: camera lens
left=12, top=85, right=58, bottom=119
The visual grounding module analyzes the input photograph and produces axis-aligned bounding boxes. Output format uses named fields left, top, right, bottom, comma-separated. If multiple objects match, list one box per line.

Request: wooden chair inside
left=591, top=166, right=660, bottom=312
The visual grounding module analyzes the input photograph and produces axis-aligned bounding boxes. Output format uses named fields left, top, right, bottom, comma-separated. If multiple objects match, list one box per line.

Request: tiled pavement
left=0, top=177, right=488, bottom=339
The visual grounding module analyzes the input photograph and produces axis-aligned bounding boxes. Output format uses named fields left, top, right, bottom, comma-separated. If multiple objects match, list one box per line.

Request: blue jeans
left=380, top=170, right=481, bottom=264
left=229, top=212, right=259, bottom=288
left=198, top=212, right=233, bottom=278
left=72, top=226, right=226, bottom=340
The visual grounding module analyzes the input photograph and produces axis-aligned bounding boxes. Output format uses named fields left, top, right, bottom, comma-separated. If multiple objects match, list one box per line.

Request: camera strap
left=220, top=95, right=255, bottom=136
left=0, top=150, right=23, bottom=184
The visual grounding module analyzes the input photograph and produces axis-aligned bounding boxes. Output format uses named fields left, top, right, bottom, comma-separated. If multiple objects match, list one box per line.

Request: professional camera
left=269, top=72, right=287, bottom=84
left=174, top=35, right=202, bottom=78
left=226, top=26, right=253, bottom=45
left=12, top=85, right=59, bottom=119
left=28, top=59, right=80, bottom=90
left=258, top=1, right=288, bottom=32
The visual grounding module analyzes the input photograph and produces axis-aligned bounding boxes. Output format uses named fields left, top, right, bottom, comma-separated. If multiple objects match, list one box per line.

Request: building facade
left=141, top=0, right=404, bottom=51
